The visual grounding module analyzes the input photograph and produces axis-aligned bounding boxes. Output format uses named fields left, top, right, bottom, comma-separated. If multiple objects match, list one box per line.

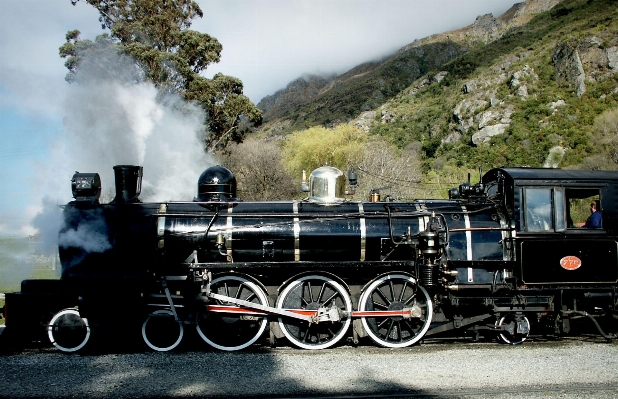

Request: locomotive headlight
left=71, top=172, right=101, bottom=203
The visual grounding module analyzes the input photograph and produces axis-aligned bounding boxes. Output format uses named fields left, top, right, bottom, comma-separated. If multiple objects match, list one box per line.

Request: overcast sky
left=0, top=0, right=519, bottom=235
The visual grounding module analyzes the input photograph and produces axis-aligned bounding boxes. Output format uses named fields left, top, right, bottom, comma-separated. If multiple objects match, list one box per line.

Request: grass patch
left=0, top=237, right=59, bottom=293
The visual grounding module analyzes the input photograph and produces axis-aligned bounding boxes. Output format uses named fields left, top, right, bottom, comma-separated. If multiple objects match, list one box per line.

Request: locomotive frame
left=2, top=165, right=617, bottom=352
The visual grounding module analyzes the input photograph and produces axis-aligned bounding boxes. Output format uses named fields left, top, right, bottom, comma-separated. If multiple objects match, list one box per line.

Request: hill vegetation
left=242, top=0, right=617, bottom=200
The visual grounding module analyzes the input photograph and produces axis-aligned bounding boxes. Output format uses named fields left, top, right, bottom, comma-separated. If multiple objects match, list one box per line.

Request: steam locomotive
left=3, top=164, right=617, bottom=352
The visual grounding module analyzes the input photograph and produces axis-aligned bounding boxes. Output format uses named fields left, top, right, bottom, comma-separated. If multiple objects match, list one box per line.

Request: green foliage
left=366, top=0, right=618, bottom=171
left=269, top=42, right=464, bottom=131
left=593, top=107, right=618, bottom=166
left=62, top=0, right=262, bottom=152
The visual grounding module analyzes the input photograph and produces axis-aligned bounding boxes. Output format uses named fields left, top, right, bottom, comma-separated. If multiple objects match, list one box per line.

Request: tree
left=353, top=140, right=422, bottom=201
left=594, top=107, right=618, bottom=166
left=60, top=0, right=262, bottom=152
left=222, top=138, right=298, bottom=201
left=281, top=124, right=425, bottom=200
left=281, top=125, right=366, bottom=176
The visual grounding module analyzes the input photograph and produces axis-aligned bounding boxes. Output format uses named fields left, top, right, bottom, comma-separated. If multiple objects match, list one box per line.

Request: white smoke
left=28, top=47, right=215, bottom=257
left=57, top=206, right=111, bottom=253
left=54, top=80, right=212, bottom=202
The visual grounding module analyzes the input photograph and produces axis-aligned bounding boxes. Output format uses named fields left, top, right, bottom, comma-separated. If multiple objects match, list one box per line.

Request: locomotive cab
left=482, top=168, right=618, bottom=286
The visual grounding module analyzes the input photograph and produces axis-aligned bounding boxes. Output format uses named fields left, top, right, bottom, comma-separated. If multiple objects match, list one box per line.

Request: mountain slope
left=256, top=0, right=563, bottom=135
left=364, top=0, right=618, bottom=170
left=257, top=0, right=618, bottom=171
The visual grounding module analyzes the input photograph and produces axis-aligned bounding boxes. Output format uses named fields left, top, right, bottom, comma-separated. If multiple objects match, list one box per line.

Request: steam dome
left=309, top=166, right=346, bottom=203
left=196, top=165, right=237, bottom=201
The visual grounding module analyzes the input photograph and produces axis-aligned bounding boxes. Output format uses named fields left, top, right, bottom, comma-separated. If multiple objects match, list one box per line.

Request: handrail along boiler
left=3, top=165, right=618, bottom=351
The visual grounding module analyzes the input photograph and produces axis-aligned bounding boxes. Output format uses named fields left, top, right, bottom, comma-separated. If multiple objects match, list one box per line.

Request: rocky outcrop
left=543, top=146, right=567, bottom=168
left=408, top=0, right=564, bottom=47
left=510, top=65, right=539, bottom=99
left=471, top=104, right=513, bottom=145
left=547, top=99, right=566, bottom=114
left=472, top=124, right=510, bottom=145
left=353, top=111, right=377, bottom=132
left=552, top=38, right=618, bottom=98
left=352, top=108, right=397, bottom=132
left=257, top=74, right=331, bottom=120
left=608, top=47, right=618, bottom=71
left=510, top=0, right=562, bottom=20
left=468, top=14, right=502, bottom=43
left=553, top=43, right=586, bottom=97
left=454, top=99, right=487, bottom=133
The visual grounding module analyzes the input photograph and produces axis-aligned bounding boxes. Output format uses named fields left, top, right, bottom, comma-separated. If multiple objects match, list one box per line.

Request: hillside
left=256, top=0, right=618, bottom=172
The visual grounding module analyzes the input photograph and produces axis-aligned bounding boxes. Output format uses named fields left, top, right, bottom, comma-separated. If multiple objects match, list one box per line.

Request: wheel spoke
left=396, top=321, right=403, bottom=342
left=377, top=318, right=390, bottom=329
left=307, top=281, right=314, bottom=302
left=235, top=282, right=244, bottom=299
left=389, top=280, right=396, bottom=302
left=322, top=292, right=338, bottom=306
left=302, top=325, right=312, bottom=343
left=372, top=301, right=389, bottom=310
left=317, top=283, right=326, bottom=303
left=403, top=319, right=418, bottom=334
left=384, top=319, right=395, bottom=341
left=375, top=287, right=391, bottom=306
left=244, top=291, right=256, bottom=302
left=399, top=280, right=408, bottom=302
left=403, top=292, right=417, bottom=305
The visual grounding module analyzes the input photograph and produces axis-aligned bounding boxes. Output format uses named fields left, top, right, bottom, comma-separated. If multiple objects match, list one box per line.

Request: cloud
left=0, top=0, right=102, bottom=116
left=195, top=0, right=519, bottom=101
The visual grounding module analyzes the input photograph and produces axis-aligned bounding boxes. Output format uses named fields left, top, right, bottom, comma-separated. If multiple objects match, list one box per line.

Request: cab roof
left=483, top=167, right=618, bottom=184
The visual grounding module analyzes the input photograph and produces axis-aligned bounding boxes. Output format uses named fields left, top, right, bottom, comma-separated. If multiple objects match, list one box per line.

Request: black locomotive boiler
left=3, top=164, right=618, bottom=352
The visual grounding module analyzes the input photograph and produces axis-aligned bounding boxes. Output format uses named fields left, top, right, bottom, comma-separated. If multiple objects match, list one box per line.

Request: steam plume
left=10, top=47, right=216, bottom=283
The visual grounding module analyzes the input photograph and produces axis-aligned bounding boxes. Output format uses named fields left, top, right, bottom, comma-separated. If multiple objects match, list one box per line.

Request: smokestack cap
left=112, top=165, right=143, bottom=204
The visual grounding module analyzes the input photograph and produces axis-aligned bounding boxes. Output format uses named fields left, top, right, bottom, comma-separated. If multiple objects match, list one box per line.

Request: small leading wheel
left=496, top=314, right=530, bottom=345
left=197, top=275, right=269, bottom=351
left=359, top=274, right=433, bottom=348
left=277, top=274, right=352, bottom=350
left=47, top=308, right=91, bottom=352
left=142, top=309, right=184, bottom=351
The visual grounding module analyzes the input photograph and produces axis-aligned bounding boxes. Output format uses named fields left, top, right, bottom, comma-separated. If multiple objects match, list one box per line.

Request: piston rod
left=206, top=293, right=422, bottom=322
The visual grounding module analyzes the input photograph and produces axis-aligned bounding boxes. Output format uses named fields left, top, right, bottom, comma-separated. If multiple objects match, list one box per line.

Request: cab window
left=523, top=187, right=602, bottom=232
left=524, top=188, right=554, bottom=231
left=565, top=189, right=601, bottom=229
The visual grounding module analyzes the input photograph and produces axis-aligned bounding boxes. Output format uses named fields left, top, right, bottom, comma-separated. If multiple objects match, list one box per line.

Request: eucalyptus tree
left=60, top=0, right=262, bottom=152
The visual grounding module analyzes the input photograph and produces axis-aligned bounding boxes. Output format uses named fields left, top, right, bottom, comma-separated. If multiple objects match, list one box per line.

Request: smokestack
left=112, top=165, right=143, bottom=204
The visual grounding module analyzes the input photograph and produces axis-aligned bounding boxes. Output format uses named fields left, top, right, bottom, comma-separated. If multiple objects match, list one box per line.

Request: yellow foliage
left=282, top=125, right=366, bottom=176
left=422, top=165, right=478, bottom=199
